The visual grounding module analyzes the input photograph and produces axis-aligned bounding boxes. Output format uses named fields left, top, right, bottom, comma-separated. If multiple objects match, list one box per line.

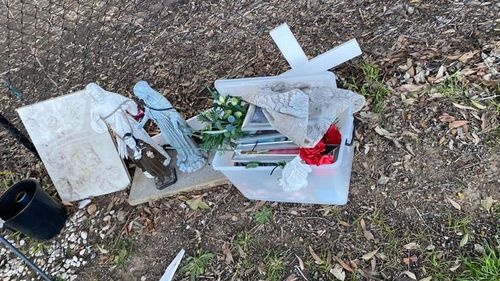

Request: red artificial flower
left=317, top=154, right=334, bottom=165
left=129, top=109, right=145, bottom=121
left=323, top=124, right=341, bottom=145
left=299, top=140, right=334, bottom=166
left=298, top=124, right=341, bottom=166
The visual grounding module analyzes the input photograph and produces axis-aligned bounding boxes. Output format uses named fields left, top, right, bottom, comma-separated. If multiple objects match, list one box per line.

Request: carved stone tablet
left=17, top=91, right=130, bottom=201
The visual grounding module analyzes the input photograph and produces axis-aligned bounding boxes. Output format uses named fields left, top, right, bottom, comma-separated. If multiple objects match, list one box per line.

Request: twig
left=477, top=95, right=500, bottom=101
left=1, top=0, right=15, bottom=19
left=298, top=216, right=333, bottom=223
left=30, top=47, right=58, bottom=88
left=460, top=161, right=482, bottom=170
left=411, top=203, right=437, bottom=234
left=294, top=265, right=309, bottom=281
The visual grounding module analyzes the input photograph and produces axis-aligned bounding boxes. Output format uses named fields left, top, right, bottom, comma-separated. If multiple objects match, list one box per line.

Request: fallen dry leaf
left=447, top=54, right=462, bottom=60
left=339, top=220, right=351, bottom=227
left=334, top=256, right=353, bottom=272
left=375, top=126, right=395, bottom=138
left=360, top=219, right=375, bottom=241
left=362, top=249, right=379, bottom=261
left=397, top=84, right=425, bottom=93
left=363, top=229, right=375, bottom=241
left=470, top=100, right=487, bottom=109
left=285, top=274, right=298, bottom=281
left=402, top=270, right=417, bottom=280
left=420, top=277, right=432, bottom=281
left=449, top=263, right=461, bottom=271
left=458, top=50, right=479, bottom=63
left=377, top=175, right=390, bottom=185
left=360, top=218, right=367, bottom=230
left=435, top=65, right=446, bottom=79
left=296, top=255, right=305, bottom=271
left=481, top=196, right=496, bottom=213
left=222, top=243, right=233, bottom=264
left=449, top=120, right=469, bottom=130
left=254, top=200, right=266, bottom=210
left=471, top=133, right=481, bottom=145
left=330, top=264, right=346, bottom=281
left=403, top=242, right=419, bottom=250
left=87, top=204, right=97, bottom=215
left=97, top=245, right=109, bottom=254
left=237, top=245, right=247, bottom=259
left=460, top=233, right=469, bottom=248
left=447, top=197, right=462, bottom=211
left=453, top=102, right=477, bottom=111
left=439, top=113, right=456, bottom=123
left=309, top=246, right=324, bottom=265
left=257, top=260, right=266, bottom=275
left=185, top=197, right=210, bottom=210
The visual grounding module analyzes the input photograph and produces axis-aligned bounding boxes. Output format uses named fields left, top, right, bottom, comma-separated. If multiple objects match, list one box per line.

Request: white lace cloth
left=239, top=82, right=365, bottom=147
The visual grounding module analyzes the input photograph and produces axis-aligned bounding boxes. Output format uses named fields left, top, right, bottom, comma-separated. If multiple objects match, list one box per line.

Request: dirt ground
left=1, top=0, right=499, bottom=281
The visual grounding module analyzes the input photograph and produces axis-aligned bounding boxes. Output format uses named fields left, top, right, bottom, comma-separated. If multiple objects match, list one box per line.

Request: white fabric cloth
left=239, top=83, right=365, bottom=147
left=279, top=156, right=312, bottom=191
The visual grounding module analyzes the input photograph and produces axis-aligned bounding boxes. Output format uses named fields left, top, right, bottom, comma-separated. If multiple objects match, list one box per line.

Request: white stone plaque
left=17, top=90, right=130, bottom=201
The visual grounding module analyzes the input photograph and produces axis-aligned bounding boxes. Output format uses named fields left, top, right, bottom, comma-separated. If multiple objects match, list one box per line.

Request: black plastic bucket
left=0, top=179, right=67, bottom=240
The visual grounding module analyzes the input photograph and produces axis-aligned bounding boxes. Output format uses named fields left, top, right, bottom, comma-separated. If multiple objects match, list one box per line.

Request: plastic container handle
left=345, top=121, right=356, bottom=146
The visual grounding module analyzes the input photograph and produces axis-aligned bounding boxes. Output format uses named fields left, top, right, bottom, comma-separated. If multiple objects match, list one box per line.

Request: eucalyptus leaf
left=185, top=198, right=210, bottom=210
left=245, top=162, right=260, bottom=169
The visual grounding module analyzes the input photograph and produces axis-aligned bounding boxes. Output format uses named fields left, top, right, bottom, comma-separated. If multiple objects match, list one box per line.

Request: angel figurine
left=86, top=83, right=171, bottom=164
left=123, top=133, right=177, bottom=189
left=133, top=81, right=206, bottom=173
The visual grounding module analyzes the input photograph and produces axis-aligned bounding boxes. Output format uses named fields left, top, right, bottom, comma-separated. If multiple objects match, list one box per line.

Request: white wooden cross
left=270, top=23, right=362, bottom=77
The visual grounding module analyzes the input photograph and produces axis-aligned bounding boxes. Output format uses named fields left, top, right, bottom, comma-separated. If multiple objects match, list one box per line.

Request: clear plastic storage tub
left=212, top=73, right=355, bottom=205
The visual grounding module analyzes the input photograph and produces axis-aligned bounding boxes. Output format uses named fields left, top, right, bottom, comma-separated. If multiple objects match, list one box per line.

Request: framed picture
left=241, top=105, right=274, bottom=131
left=232, top=140, right=299, bottom=163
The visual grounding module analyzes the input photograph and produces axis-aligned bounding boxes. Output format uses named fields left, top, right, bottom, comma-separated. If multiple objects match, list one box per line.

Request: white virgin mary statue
left=133, top=81, right=206, bottom=173
left=86, top=83, right=171, bottom=164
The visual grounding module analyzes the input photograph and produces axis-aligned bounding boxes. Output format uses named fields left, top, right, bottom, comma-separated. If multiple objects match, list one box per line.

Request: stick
left=0, top=235, right=54, bottom=281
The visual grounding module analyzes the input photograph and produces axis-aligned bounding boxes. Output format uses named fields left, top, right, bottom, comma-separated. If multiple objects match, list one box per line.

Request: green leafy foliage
left=253, top=206, right=273, bottom=224
left=262, top=251, right=286, bottom=281
left=459, top=246, right=500, bottom=281
left=347, top=61, right=389, bottom=113
left=245, top=162, right=260, bottom=169
left=245, top=161, right=287, bottom=169
left=235, top=231, right=253, bottom=251
left=0, top=171, right=19, bottom=190
left=112, top=238, right=133, bottom=269
left=197, top=87, right=248, bottom=150
left=435, top=72, right=465, bottom=96
left=28, top=241, right=49, bottom=256
left=182, top=250, right=215, bottom=280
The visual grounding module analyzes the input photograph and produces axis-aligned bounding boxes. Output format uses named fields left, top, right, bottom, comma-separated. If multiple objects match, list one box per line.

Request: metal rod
left=0, top=114, right=41, bottom=160
left=0, top=235, right=53, bottom=281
